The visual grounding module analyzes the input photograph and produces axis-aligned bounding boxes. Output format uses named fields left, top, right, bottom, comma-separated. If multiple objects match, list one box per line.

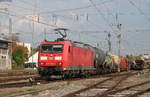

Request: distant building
left=0, top=38, right=12, bottom=70
left=142, top=54, right=150, bottom=60
left=25, top=52, right=39, bottom=67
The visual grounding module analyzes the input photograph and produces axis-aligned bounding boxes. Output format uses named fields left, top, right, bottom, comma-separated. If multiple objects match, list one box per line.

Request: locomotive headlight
left=40, top=62, right=45, bottom=65
left=56, top=62, right=62, bottom=65
left=55, top=56, right=62, bottom=60
left=40, top=56, right=47, bottom=60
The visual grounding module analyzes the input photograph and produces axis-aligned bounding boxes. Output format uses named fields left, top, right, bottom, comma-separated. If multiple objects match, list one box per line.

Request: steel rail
left=105, top=80, right=150, bottom=96
left=62, top=72, right=135, bottom=97
left=94, top=73, right=133, bottom=97
left=123, top=88, right=150, bottom=97
left=0, top=75, right=39, bottom=83
left=62, top=77, right=114, bottom=97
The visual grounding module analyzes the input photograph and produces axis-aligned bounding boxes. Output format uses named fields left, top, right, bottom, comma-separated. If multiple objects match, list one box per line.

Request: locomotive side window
left=68, top=46, right=71, bottom=53
left=41, top=44, right=63, bottom=53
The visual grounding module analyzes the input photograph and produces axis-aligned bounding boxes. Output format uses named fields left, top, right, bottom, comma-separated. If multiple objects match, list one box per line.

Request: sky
left=0, top=0, right=150, bottom=56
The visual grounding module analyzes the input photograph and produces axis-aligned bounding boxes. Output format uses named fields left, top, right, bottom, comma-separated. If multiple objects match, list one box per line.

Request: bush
left=12, top=45, right=29, bottom=68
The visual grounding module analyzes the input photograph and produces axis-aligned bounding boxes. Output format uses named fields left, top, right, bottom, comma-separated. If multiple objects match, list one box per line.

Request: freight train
left=37, top=39, right=128, bottom=77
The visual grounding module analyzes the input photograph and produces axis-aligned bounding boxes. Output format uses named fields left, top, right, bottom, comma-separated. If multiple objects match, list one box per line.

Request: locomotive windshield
left=41, top=44, right=63, bottom=53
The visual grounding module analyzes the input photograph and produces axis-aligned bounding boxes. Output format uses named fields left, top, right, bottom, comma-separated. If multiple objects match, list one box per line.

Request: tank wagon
left=38, top=39, right=128, bottom=77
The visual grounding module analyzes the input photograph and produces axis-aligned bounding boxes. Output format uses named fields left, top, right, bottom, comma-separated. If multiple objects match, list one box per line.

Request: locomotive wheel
left=62, top=71, right=71, bottom=79
left=84, top=71, right=91, bottom=78
left=38, top=71, right=46, bottom=76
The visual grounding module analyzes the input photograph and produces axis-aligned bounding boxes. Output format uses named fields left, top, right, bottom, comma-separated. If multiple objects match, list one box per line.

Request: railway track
left=0, top=71, right=37, bottom=77
left=0, top=74, right=39, bottom=83
left=3, top=71, right=135, bottom=97
left=0, top=72, right=40, bottom=88
left=62, top=71, right=150, bottom=97
left=0, top=70, right=134, bottom=89
left=1, top=70, right=150, bottom=97
left=94, top=73, right=133, bottom=97
left=62, top=72, right=137, bottom=97
left=0, top=75, right=49, bottom=88
left=105, top=80, right=150, bottom=97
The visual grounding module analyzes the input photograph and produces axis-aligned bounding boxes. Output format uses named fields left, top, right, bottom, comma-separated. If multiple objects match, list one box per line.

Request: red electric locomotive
left=38, top=39, right=106, bottom=77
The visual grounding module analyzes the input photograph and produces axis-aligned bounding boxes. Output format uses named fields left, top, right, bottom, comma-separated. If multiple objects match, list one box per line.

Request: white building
left=25, top=52, right=39, bottom=67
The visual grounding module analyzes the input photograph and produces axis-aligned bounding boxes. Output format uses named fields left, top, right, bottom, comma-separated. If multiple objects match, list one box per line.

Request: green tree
left=12, top=45, right=29, bottom=68
left=126, top=54, right=133, bottom=59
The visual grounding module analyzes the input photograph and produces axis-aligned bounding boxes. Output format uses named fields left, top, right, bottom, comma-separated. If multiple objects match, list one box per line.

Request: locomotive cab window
left=41, top=44, right=63, bottom=53
left=53, top=45, right=63, bottom=53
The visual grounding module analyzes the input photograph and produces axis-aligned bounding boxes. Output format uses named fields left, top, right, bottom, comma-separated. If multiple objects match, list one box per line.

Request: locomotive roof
left=40, top=40, right=101, bottom=50
left=71, top=41, right=99, bottom=50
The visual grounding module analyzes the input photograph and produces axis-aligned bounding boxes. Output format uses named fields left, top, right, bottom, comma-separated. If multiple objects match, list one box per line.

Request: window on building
left=0, top=43, right=8, bottom=49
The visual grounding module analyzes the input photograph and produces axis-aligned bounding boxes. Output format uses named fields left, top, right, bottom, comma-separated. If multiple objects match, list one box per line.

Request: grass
left=0, top=90, right=24, bottom=97
left=26, top=88, right=38, bottom=92
left=144, top=72, right=150, bottom=77
left=0, top=68, right=37, bottom=73
left=0, top=88, right=39, bottom=97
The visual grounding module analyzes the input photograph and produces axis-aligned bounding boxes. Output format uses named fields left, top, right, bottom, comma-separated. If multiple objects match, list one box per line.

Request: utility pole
left=9, top=17, right=12, bottom=68
left=117, top=23, right=122, bottom=72
left=104, top=31, right=111, bottom=53
left=112, top=14, right=122, bottom=72
left=31, top=18, right=34, bottom=63
left=9, top=18, right=12, bottom=38
left=0, top=21, right=1, bottom=34
left=117, top=24, right=122, bottom=57
left=44, top=28, right=46, bottom=40
left=31, top=0, right=37, bottom=63
left=52, top=14, right=57, bottom=26
left=108, top=32, right=111, bottom=52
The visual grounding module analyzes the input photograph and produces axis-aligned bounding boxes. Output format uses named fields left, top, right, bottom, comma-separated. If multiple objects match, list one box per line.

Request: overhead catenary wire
left=122, top=38, right=150, bottom=55
left=38, top=0, right=115, bottom=15
left=89, top=0, right=121, bottom=56
left=0, top=10, right=57, bottom=28
left=48, top=13, right=104, bottom=30
left=9, top=3, right=34, bottom=12
left=16, top=0, right=42, bottom=11
left=128, top=0, right=150, bottom=21
left=88, top=0, right=119, bottom=35
left=3, top=0, right=119, bottom=33
left=143, top=0, right=150, bottom=7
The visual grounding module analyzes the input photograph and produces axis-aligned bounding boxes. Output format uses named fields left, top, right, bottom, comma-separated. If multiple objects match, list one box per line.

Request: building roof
left=0, top=38, right=12, bottom=43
